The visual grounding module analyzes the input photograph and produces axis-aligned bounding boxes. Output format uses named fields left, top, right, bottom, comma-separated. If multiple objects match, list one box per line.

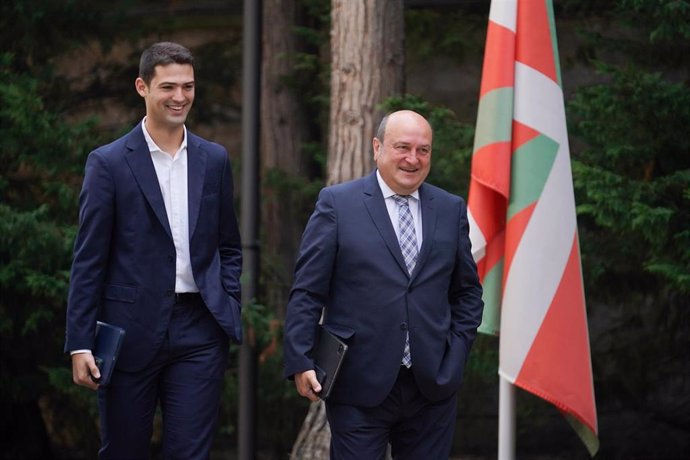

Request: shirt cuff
left=70, top=349, right=92, bottom=355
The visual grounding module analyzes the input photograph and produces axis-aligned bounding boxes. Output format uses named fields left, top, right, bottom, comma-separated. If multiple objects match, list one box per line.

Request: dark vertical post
left=239, top=0, right=261, bottom=458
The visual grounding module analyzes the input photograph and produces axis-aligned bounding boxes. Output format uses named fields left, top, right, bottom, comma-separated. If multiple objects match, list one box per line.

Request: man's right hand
left=71, top=352, right=100, bottom=390
left=294, top=370, right=322, bottom=402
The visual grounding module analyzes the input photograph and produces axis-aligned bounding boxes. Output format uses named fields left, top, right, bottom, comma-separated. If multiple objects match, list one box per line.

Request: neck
left=145, top=119, right=184, bottom=156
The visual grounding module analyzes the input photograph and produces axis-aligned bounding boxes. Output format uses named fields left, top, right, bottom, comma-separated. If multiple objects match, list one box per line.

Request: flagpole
left=498, top=375, right=516, bottom=460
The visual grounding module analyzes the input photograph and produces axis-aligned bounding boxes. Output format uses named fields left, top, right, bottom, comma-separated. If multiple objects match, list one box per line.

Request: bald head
left=372, top=110, right=433, bottom=195
left=375, top=110, right=433, bottom=145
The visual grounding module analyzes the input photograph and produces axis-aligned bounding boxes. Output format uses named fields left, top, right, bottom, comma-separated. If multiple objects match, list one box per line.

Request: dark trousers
left=326, top=366, right=458, bottom=460
left=97, top=296, right=229, bottom=460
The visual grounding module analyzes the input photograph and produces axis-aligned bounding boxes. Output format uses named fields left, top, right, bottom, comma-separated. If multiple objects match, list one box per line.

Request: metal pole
left=498, top=375, right=516, bottom=460
left=239, top=0, right=261, bottom=458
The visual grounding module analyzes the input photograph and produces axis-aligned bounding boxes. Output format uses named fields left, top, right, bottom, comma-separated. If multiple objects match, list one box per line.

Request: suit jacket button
left=166, top=289, right=174, bottom=296
left=168, top=254, right=174, bottom=262
left=400, top=323, right=408, bottom=331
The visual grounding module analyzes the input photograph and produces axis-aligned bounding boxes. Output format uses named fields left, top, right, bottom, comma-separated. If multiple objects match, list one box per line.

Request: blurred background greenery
left=0, top=0, right=688, bottom=459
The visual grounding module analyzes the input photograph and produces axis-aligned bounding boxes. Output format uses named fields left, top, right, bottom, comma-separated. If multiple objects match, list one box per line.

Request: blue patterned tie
left=393, top=194, right=418, bottom=368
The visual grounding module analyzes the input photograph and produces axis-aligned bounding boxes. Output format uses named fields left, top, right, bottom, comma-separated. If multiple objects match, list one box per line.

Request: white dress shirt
left=142, top=118, right=199, bottom=294
left=376, top=170, right=423, bottom=251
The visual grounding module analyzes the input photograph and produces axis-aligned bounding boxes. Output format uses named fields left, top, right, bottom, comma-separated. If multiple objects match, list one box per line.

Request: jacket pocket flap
left=102, top=284, right=137, bottom=303
left=322, top=322, right=355, bottom=340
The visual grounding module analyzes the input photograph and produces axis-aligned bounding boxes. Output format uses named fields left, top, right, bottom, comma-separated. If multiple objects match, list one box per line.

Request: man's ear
left=372, top=137, right=381, bottom=161
left=134, top=77, right=148, bottom=97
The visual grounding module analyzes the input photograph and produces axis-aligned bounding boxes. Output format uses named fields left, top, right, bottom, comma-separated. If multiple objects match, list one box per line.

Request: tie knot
left=392, top=194, right=410, bottom=206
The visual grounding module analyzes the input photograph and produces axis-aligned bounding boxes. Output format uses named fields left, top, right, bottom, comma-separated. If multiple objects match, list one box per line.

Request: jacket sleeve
left=283, top=188, right=338, bottom=379
left=218, top=151, right=242, bottom=308
left=64, top=151, right=115, bottom=352
left=448, top=198, right=484, bottom=359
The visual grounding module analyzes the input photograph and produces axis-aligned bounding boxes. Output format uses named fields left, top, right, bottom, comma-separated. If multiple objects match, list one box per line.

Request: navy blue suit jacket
left=283, top=171, right=483, bottom=406
left=65, top=123, right=242, bottom=372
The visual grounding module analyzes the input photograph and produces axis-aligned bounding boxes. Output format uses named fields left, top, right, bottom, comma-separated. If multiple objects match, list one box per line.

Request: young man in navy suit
left=284, top=110, right=484, bottom=459
left=65, top=42, right=242, bottom=459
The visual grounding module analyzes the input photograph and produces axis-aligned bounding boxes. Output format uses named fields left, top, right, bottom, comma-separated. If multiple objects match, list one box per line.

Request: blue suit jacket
left=283, top=171, right=484, bottom=406
left=65, top=123, right=242, bottom=371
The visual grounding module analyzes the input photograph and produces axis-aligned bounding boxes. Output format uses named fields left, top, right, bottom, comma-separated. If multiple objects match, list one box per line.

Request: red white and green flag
left=467, top=0, right=599, bottom=455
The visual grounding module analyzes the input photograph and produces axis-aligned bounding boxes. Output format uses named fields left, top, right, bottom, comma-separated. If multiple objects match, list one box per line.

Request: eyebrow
left=393, top=142, right=431, bottom=149
left=158, top=80, right=195, bottom=86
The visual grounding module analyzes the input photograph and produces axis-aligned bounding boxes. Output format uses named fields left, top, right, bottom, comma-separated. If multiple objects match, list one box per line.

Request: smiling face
left=135, top=63, right=195, bottom=132
left=373, top=110, right=433, bottom=195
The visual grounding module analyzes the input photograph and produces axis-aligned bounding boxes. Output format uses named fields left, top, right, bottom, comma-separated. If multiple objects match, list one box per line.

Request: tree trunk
left=289, top=400, right=330, bottom=459
left=261, top=0, right=310, bottom=318
left=327, top=0, right=405, bottom=185
left=291, top=1, right=405, bottom=458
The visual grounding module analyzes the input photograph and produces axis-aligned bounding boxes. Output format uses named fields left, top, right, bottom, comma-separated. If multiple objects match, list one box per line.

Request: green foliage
left=282, top=0, right=332, bottom=145
left=569, top=66, right=690, bottom=294
left=569, top=68, right=690, bottom=452
left=263, top=167, right=324, bottom=217
left=0, top=2, right=114, bottom=455
left=0, top=54, right=95, bottom=376
left=1, top=55, right=99, bottom=215
left=231, top=301, right=306, bottom=456
left=620, top=0, right=690, bottom=42
left=299, top=0, right=331, bottom=25
left=0, top=60, right=101, bottom=453
left=192, top=39, right=243, bottom=125
left=405, top=8, right=487, bottom=64
left=564, top=2, right=690, bottom=455
left=0, top=0, right=117, bottom=71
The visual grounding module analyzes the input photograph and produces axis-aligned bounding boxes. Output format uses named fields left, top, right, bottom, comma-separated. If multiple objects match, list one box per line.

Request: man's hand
left=294, top=370, right=322, bottom=402
left=71, top=352, right=100, bottom=391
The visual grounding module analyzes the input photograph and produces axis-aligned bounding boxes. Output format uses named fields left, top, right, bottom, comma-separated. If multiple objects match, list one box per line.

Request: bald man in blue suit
left=65, top=42, right=242, bottom=459
left=284, top=110, right=484, bottom=459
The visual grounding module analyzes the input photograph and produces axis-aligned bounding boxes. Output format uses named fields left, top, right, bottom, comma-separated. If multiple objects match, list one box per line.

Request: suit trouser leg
left=98, top=363, right=158, bottom=459
left=98, top=298, right=229, bottom=460
left=159, top=299, right=229, bottom=460
left=388, top=373, right=457, bottom=460
left=326, top=366, right=457, bottom=460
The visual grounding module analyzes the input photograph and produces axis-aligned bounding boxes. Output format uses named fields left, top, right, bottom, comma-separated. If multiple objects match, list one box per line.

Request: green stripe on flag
left=478, top=258, right=504, bottom=335
left=473, top=87, right=514, bottom=152
left=565, top=413, right=600, bottom=457
left=546, top=0, right=562, bottom=86
left=508, top=134, right=558, bottom=219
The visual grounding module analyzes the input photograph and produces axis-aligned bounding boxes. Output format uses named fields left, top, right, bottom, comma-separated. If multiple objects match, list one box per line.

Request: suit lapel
left=124, top=125, right=172, bottom=240
left=412, top=183, right=436, bottom=281
left=362, top=172, right=410, bottom=277
left=186, top=134, right=206, bottom=239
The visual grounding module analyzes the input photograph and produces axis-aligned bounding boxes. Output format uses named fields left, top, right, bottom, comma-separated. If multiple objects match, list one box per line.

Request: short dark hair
left=138, top=42, right=194, bottom=85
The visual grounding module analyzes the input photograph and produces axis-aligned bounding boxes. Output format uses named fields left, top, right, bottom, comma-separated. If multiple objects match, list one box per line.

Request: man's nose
left=172, top=87, right=185, bottom=100
left=405, top=150, right=423, bottom=160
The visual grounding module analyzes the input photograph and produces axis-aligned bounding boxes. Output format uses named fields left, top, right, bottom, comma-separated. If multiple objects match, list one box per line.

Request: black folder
left=93, top=321, right=126, bottom=386
left=313, top=326, right=348, bottom=400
